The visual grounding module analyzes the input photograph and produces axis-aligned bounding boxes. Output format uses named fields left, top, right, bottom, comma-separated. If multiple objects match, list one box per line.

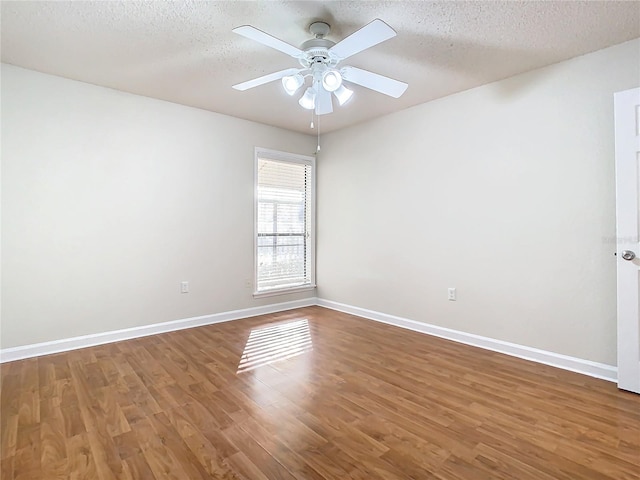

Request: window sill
left=253, top=285, right=317, bottom=299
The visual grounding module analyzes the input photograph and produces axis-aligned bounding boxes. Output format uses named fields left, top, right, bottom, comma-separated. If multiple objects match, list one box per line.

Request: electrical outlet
left=244, top=279, right=252, bottom=289
left=181, top=281, right=189, bottom=293
left=448, top=287, right=456, bottom=301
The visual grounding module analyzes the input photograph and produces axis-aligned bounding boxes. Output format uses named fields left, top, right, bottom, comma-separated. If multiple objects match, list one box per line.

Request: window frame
left=253, top=147, right=316, bottom=298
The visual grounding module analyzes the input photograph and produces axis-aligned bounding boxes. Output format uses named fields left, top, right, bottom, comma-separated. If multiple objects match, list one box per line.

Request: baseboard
left=316, top=298, right=618, bottom=383
left=1, top=296, right=619, bottom=383
left=0, top=297, right=317, bottom=363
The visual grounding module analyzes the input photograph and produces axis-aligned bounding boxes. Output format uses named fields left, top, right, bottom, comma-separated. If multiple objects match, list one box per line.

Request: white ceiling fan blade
left=233, top=25, right=303, bottom=58
left=232, top=68, right=300, bottom=91
left=341, top=66, right=408, bottom=98
left=329, top=19, right=396, bottom=61
left=315, top=87, right=333, bottom=115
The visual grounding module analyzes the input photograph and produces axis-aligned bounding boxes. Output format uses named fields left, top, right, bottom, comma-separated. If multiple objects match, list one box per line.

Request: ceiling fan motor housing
left=299, top=38, right=337, bottom=68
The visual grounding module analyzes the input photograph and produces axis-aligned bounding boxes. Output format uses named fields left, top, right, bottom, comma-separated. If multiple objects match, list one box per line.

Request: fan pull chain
left=316, top=113, right=321, bottom=152
left=310, top=108, right=314, bottom=129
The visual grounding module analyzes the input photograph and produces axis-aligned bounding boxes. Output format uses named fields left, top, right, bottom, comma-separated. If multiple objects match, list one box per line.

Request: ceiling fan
left=232, top=19, right=408, bottom=115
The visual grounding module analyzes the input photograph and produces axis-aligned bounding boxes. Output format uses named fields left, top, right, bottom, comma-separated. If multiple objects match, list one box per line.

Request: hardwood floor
left=1, top=306, right=639, bottom=479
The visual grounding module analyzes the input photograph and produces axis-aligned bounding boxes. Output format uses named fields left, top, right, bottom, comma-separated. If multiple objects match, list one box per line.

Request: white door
left=615, top=87, right=640, bottom=394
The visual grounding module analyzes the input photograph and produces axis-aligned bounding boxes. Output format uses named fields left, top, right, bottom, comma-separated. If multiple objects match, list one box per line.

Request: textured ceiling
left=2, top=1, right=639, bottom=134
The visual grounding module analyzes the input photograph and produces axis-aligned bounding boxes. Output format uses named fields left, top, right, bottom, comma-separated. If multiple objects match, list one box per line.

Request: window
left=254, top=148, right=315, bottom=295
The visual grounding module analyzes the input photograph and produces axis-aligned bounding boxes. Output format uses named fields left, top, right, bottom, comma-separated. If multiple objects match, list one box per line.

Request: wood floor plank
left=222, top=423, right=299, bottom=480
left=66, top=433, right=96, bottom=480
left=120, top=452, right=156, bottom=480
left=1, top=414, right=18, bottom=461
left=1, top=306, right=638, bottom=479
left=1, top=453, right=14, bottom=480
left=236, top=415, right=333, bottom=480
left=166, top=412, right=240, bottom=479
left=140, top=445, right=191, bottom=480
left=13, top=424, right=42, bottom=480
left=86, top=423, right=128, bottom=480
left=112, top=430, right=142, bottom=461
left=299, top=446, right=352, bottom=480
left=40, top=399, right=68, bottom=479
left=146, top=412, right=211, bottom=480
left=224, top=451, right=271, bottom=480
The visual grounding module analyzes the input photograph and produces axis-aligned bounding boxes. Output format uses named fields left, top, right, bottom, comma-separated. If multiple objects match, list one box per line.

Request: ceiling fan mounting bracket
left=309, top=21, right=331, bottom=38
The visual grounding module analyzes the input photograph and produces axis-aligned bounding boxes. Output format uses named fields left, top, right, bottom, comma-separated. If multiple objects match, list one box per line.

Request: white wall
left=1, top=64, right=315, bottom=349
left=317, top=39, right=640, bottom=366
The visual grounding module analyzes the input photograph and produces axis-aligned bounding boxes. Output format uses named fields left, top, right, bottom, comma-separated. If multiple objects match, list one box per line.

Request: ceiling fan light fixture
left=322, top=70, right=342, bottom=92
left=282, top=73, right=304, bottom=95
left=334, top=85, right=353, bottom=106
left=299, top=87, right=316, bottom=109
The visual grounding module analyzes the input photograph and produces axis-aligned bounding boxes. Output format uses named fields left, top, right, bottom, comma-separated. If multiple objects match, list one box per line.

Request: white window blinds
left=256, top=153, right=314, bottom=293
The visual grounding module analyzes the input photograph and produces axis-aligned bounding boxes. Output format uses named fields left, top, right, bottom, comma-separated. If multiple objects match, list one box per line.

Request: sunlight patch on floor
left=237, top=318, right=313, bottom=373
